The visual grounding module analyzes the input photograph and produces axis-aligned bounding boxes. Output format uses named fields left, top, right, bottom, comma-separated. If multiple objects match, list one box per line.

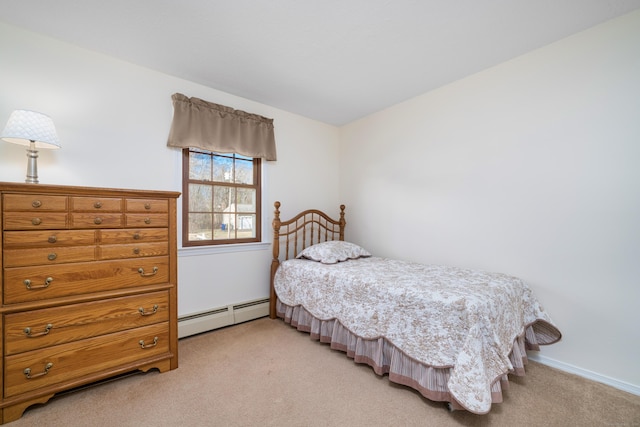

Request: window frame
left=181, top=148, right=262, bottom=247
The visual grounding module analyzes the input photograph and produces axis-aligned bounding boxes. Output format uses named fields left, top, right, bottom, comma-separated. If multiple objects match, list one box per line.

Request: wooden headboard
left=269, top=201, right=346, bottom=318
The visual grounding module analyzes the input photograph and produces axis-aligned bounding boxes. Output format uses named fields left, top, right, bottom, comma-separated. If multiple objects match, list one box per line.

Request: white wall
left=340, top=10, right=640, bottom=391
left=0, top=22, right=341, bottom=316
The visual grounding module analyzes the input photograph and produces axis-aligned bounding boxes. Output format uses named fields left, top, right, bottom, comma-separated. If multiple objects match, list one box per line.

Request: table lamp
left=1, top=110, right=61, bottom=184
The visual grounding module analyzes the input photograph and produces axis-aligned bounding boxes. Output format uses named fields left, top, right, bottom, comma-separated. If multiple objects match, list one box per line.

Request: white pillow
left=296, top=241, right=371, bottom=264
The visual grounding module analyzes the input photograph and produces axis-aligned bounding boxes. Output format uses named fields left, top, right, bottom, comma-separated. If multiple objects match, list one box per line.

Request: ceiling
left=2, top=1, right=640, bottom=126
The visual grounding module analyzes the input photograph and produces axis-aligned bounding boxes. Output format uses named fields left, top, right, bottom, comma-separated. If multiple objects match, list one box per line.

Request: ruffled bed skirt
left=276, top=298, right=558, bottom=412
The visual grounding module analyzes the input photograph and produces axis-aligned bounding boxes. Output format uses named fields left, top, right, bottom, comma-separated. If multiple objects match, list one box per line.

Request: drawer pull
left=138, top=266, right=158, bottom=277
left=32, top=217, right=42, bottom=226
left=94, top=217, right=103, bottom=225
left=32, top=200, right=42, bottom=208
left=94, top=201, right=103, bottom=209
left=133, top=248, right=140, bottom=255
left=144, top=203, right=151, bottom=210
left=133, top=233, right=141, bottom=240
left=144, top=217, right=151, bottom=224
left=24, top=277, right=53, bottom=290
left=24, top=362, right=53, bottom=379
left=48, top=235, right=57, bottom=243
left=138, top=304, right=159, bottom=316
left=48, top=253, right=57, bottom=261
left=24, top=323, right=53, bottom=337
left=139, top=336, right=158, bottom=349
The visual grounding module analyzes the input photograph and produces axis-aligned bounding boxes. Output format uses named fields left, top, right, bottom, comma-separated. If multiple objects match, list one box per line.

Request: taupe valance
left=166, top=93, right=277, bottom=161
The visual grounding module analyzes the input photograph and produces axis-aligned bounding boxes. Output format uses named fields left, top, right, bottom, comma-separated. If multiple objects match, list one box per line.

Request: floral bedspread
left=274, top=257, right=561, bottom=413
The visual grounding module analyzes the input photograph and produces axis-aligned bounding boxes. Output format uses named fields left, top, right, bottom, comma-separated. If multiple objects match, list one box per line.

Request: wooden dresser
left=0, top=182, right=180, bottom=424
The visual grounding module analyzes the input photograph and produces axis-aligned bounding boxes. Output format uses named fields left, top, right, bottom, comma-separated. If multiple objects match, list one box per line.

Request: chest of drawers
left=0, top=182, right=180, bottom=424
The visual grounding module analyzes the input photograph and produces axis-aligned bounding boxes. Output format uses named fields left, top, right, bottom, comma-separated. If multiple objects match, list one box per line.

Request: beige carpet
left=10, top=317, right=640, bottom=426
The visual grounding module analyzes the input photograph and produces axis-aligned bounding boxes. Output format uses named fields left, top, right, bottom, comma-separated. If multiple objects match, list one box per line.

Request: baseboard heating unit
left=178, top=298, right=270, bottom=338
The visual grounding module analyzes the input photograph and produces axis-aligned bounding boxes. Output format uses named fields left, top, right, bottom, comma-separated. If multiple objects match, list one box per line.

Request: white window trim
left=178, top=241, right=271, bottom=257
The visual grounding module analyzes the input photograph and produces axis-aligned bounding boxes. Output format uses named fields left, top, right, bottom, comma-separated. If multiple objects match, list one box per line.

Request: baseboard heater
left=178, top=297, right=270, bottom=338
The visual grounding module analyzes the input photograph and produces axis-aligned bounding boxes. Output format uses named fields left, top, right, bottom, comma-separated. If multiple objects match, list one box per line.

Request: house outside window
left=182, top=148, right=261, bottom=246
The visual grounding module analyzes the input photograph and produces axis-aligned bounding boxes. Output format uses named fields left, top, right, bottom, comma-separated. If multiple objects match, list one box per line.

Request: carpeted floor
left=9, top=317, right=640, bottom=426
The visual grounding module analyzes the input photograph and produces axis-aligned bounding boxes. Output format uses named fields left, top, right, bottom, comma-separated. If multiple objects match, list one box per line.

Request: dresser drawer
left=3, top=230, right=97, bottom=248
left=4, top=322, right=170, bottom=398
left=70, top=213, right=123, bottom=228
left=4, top=246, right=96, bottom=267
left=100, top=242, right=168, bottom=260
left=125, top=214, right=168, bottom=228
left=126, top=198, right=168, bottom=213
left=70, top=196, right=123, bottom=212
left=3, top=256, right=170, bottom=304
left=2, top=194, right=68, bottom=211
left=100, top=228, right=168, bottom=244
left=4, top=291, right=170, bottom=355
left=3, top=212, right=68, bottom=230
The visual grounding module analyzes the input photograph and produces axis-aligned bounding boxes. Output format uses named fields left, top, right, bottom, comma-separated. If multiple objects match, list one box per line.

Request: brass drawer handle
left=32, top=200, right=42, bottom=208
left=48, top=235, right=57, bottom=243
left=138, top=304, right=159, bottom=316
left=94, top=201, right=102, bottom=209
left=24, top=277, right=53, bottom=290
left=94, top=217, right=103, bottom=225
left=144, top=217, right=151, bottom=225
left=24, top=362, right=53, bottom=379
left=138, top=266, right=158, bottom=277
left=24, top=323, right=53, bottom=337
left=32, top=217, right=42, bottom=226
left=139, top=336, right=158, bottom=349
left=144, top=203, right=151, bottom=210
left=133, top=233, right=141, bottom=240
left=48, top=253, right=57, bottom=261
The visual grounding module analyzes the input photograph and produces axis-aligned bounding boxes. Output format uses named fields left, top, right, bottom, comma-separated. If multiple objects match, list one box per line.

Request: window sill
left=178, top=241, right=271, bottom=257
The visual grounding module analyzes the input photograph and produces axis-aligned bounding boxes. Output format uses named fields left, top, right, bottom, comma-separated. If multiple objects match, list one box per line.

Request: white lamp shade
left=1, top=110, right=61, bottom=149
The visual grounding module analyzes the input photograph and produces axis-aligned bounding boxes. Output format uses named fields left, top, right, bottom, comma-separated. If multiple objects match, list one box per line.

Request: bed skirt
left=276, top=298, right=558, bottom=413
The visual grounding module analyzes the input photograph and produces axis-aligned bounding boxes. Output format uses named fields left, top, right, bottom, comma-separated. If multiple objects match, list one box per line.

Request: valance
left=166, top=93, right=277, bottom=161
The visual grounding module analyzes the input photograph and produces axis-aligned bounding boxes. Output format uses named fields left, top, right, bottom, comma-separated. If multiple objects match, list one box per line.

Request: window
left=182, top=148, right=261, bottom=246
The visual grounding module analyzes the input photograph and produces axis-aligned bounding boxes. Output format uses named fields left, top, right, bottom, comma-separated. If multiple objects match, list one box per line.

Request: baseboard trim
left=528, top=353, right=640, bottom=396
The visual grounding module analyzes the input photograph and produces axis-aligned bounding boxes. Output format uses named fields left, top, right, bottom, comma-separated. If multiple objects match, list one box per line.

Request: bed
left=269, top=201, right=562, bottom=414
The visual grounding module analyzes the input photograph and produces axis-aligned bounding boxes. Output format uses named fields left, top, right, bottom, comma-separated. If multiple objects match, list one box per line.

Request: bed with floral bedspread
left=269, top=202, right=561, bottom=414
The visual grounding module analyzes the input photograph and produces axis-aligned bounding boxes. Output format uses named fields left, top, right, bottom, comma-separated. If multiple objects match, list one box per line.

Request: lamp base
left=25, top=141, right=39, bottom=184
